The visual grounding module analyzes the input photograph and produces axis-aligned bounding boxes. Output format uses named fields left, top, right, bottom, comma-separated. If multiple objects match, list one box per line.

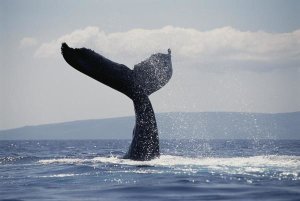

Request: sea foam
left=38, top=155, right=300, bottom=179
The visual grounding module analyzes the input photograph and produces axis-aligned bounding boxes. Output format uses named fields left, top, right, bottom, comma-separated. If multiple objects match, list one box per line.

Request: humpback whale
left=61, top=43, right=172, bottom=161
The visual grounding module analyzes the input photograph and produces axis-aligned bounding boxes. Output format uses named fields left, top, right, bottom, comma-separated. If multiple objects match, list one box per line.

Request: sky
left=0, top=0, right=300, bottom=130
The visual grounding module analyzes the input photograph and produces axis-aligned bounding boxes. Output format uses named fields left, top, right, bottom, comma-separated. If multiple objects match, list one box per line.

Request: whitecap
left=37, top=173, right=81, bottom=178
left=38, top=155, right=300, bottom=179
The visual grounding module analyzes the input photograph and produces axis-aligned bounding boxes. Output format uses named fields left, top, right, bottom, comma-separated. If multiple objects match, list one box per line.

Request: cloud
left=34, top=26, right=300, bottom=71
left=20, top=37, right=38, bottom=48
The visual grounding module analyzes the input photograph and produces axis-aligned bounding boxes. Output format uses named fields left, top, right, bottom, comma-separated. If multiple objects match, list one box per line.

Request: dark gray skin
left=61, top=43, right=172, bottom=161
left=124, top=95, right=159, bottom=160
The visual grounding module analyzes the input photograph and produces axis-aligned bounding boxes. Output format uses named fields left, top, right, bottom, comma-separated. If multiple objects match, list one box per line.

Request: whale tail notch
left=61, top=43, right=172, bottom=161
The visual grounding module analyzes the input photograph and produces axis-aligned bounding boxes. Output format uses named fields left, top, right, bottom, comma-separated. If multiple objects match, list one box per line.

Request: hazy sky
left=1, top=0, right=300, bottom=130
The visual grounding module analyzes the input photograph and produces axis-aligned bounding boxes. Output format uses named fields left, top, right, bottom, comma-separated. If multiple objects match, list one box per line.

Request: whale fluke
left=61, top=43, right=134, bottom=98
left=61, top=43, right=172, bottom=161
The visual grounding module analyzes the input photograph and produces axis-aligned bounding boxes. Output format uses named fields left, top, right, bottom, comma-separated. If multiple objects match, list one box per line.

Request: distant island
left=0, top=112, right=299, bottom=140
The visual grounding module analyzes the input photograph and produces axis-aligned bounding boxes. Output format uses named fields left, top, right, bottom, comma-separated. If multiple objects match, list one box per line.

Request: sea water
left=1, top=140, right=300, bottom=201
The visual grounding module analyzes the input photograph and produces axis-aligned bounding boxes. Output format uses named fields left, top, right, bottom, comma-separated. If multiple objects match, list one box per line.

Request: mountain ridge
left=1, top=112, right=299, bottom=140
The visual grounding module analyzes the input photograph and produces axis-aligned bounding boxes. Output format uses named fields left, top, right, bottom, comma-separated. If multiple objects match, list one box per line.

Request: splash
left=38, top=155, right=300, bottom=180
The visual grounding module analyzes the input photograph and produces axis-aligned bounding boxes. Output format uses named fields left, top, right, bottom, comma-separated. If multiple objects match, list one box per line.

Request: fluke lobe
left=61, top=43, right=172, bottom=161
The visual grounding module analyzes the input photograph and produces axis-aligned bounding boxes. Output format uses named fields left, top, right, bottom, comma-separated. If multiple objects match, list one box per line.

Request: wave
left=35, top=173, right=91, bottom=178
left=38, top=155, right=300, bottom=178
left=38, top=155, right=300, bottom=167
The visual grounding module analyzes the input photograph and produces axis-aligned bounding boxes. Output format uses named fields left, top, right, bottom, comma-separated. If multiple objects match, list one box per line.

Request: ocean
left=1, top=140, right=300, bottom=201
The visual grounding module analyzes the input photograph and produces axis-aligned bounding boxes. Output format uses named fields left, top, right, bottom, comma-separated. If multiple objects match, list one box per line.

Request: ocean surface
left=1, top=139, right=300, bottom=201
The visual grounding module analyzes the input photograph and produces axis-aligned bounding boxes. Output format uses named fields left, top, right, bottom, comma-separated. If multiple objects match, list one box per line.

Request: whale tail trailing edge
left=61, top=43, right=172, bottom=160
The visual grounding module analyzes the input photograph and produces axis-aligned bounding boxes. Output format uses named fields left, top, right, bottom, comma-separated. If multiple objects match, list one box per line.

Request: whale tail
left=61, top=43, right=172, bottom=99
left=61, top=43, right=172, bottom=160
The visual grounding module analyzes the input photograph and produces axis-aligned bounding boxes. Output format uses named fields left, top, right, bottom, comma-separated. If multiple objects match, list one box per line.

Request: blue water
left=1, top=140, right=300, bottom=201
